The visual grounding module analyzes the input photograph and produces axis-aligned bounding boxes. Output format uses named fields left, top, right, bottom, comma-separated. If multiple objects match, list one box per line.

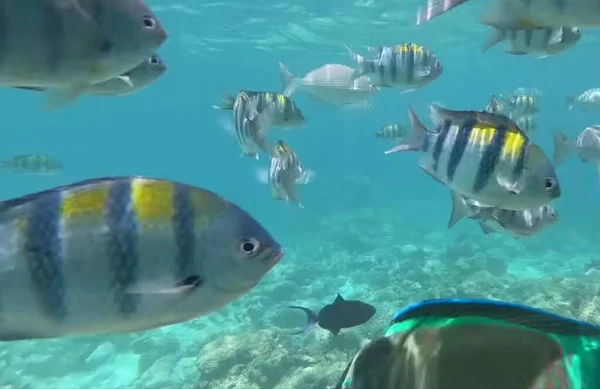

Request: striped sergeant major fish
left=213, top=90, right=305, bottom=129
left=256, top=140, right=315, bottom=208
left=375, top=124, right=407, bottom=141
left=0, top=176, right=282, bottom=341
left=482, top=26, right=581, bottom=56
left=448, top=191, right=558, bottom=238
left=335, top=298, right=600, bottom=389
left=508, top=93, right=540, bottom=115
left=385, top=105, right=561, bottom=210
left=346, top=44, right=443, bottom=90
left=513, top=114, right=537, bottom=134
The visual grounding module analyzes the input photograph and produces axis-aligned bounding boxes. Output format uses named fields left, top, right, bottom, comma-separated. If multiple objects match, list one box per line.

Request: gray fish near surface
left=375, top=124, right=407, bottom=141
left=448, top=191, right=558, bottom=238
left=346, top=44, right=443, bottom=90
left=0, top=154, right=63, bottom=175
left=567, top=88, right=600, bottom=111
left=256, top=140, right=315, bottom=207
left=278, top=62, right=379, bottom=109
left=0, top=0, right=167, bottom=108
left=385, top=105, right=561, bottom=210
left=213, top=90, right=305, bottom=129
left=553, top=127, right=600, bottom=166
left=0, top=176, right=283, bottom=341
left=13, top=54, right=167, bottom=97
left=482, top=26, right=581, bottom=57
left=288, top=294, right=375, bottom=336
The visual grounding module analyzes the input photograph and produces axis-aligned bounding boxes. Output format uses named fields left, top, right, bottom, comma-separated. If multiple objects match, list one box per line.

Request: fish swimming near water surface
left=336, top=298, right=600, bottom=389
left=288, top=294, right=375, bottom=336
left=0, top=176, right=283, bottom=341
left=0, top=154, right=64, bottom=175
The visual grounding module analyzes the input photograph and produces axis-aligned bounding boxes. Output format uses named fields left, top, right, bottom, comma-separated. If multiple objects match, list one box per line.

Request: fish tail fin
left=278, top=62, right=297, bottom=97
left=565, top=95, right=576, bottom=110
left=552, top=130, right=573, bottom=167
left=448, top=191, right=472, bottom=228
left=481, top=28, right=505, bottom=52
left=288, top=305, right=319, bottom=335
left=345, top=45, right=369, bottom=79
left=212, top=94, right=236, bottom=110
left=416, top=0, right=470, bottom=25
left=385, top=106, right=429, bottom=154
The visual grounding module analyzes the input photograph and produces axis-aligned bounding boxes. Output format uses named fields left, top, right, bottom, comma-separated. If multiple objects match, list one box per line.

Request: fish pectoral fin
left=44, top=83, right=89, bottom=110
left=496, top=175, right=522, bottom=195
left=478, top=221, right=497, bottom=235
left=117, top=75, right=134, bottom=88
left=126, top=275, right=203, bottom=296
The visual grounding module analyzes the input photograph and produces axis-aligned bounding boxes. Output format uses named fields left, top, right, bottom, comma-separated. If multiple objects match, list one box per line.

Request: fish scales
left=0, top=176, right=282, bottom=340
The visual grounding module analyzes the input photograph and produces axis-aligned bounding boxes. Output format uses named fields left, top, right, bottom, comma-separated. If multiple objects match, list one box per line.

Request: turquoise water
left=1, top=0, right=600, bottom=388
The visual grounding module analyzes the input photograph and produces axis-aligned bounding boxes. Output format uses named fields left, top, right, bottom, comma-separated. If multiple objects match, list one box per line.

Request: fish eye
left=149, top=55, right=160, bottom=65
left=142, top=15, right=156, bottom=29
left=434, top=60, right=441, bottom=68
left=545, top=177, right=556, bottom=190
left=239, top=238, right=260, bottom=256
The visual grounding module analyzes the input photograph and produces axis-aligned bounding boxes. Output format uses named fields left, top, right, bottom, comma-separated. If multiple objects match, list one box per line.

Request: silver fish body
left=279, top=62, right=379, bottom=107
left=0, top=176, right=282, bottom=341
left=376, top=124, right=407, bottom=141
left=504, top=94, right=539, bottom=116
left=266, top=141, right=314, bottom=207
left=386, top=105, right=560, bottom=210
left=567, top=88, right=600, bottom=111
left=482, top=26, right=581, bottom=56
left=13, top=54, right=167, bottom=97
left=512, top=114, right=537, bottom=134
left=448, top=191, right=558, bottom=237
left=348, top=44, right=443, bottom=89
left=215, top=90, right=305, bottom=129
left=0, top=0, right=167, bottom=88
left=554, top=126, right=600, bottom=166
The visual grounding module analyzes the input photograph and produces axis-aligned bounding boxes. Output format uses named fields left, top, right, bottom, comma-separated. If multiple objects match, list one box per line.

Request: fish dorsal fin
left=334, top=293, right=346, bottom=304
left=390, top=298, right=600, bottom=337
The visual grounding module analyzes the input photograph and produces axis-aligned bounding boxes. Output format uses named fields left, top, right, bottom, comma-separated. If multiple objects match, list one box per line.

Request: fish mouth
left=266, top=248, right=284, bottom=267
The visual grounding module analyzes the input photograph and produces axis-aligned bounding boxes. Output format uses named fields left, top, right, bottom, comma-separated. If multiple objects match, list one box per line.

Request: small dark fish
left=336, top=298, right=600, bottom=389
left=288, top=293, right=375, bottom=336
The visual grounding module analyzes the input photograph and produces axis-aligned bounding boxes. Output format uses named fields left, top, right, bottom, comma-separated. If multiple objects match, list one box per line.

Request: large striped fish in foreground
left=13, top=54, right=167, bottom=97
left=346, top=44, right=443, bottom=91
left=0, top=176, right=283, bottom=341
left=335, top=298, right=600, bottom=389
left=0, top=0, right=167, bottom=108
left=386, top=105, right=560, bottom=210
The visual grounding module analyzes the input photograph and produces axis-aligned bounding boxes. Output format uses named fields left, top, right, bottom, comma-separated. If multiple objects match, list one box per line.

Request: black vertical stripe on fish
left=473, top=126, right=507, bottom=193
left=446, top=123, right=472, bottom=182
left=422, top=134, right=431, bottom=152
left=105, top=179, right=139, bottom=316
left=172, top=183, right=197, bottom=281
left=543, top=29, right=553, bottom=49
left=524, top=29, right=534, bottom=48
left=406, top=46, right=415, bottom=85
left=431, top=122, right=450, bottom=172
left=378, top=62, right=386, bottom=86
left=25, top=190, right=66, bottom=321
left=41, top=0, right=65, bottom=75
left=511, top=141, right=528, bottom=182
left=390, top=49, right=397, bottom=84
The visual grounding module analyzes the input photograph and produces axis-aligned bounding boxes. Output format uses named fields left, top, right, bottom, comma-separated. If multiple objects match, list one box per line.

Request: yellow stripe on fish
left=395, top=43, right=424, bottom=54
left=60, top=185, right=111, bottom=222
left=469, top=126, right=497, bottom=146
left=276, top=94, right=286, bottom=108
left=502, top=131, right=526, bottom=161
left=131, top=178, right=175, bottom=221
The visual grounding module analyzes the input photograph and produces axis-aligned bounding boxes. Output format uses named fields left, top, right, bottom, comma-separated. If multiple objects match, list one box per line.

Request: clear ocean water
left=1, top=1, right=600, bottom=388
